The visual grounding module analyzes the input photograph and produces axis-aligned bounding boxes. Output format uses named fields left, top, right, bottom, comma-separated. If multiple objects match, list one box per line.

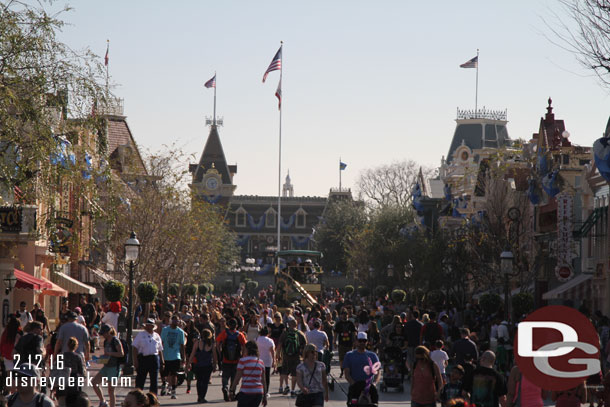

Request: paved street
left=82, top=351, right=412, bottom=406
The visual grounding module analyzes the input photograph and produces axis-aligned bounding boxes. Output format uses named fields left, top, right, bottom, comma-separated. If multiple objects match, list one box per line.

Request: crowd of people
left=0, top=289, right=607, bottom=407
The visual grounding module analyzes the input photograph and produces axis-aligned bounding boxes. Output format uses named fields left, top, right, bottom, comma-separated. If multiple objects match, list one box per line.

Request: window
left=296, top=208, right=307, bottom=228
left=265, top=208, right=276, bottom=228
left=235, top=207, right=246, bottom=227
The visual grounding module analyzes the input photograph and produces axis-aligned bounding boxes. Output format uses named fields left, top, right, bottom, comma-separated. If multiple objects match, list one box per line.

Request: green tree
left=315, top=199, right=367, bottom=274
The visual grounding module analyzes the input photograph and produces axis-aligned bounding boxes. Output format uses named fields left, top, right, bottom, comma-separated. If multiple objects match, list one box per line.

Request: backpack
left=222, top=330, right=241, bottom=362
left=112, top=337, right=128, bottom=365
left=423, top=322, right=443, bottom=344
left=284, top=329, right=300, bottom=357
left=8, top=392, right=45, bottom=407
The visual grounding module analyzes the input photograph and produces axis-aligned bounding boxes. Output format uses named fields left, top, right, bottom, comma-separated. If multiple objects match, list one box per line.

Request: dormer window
left=265, top=207, right=276, bottom=228
left=235, top=207, right=246, bottom=227
left=296, top=208, right=307, bottom=228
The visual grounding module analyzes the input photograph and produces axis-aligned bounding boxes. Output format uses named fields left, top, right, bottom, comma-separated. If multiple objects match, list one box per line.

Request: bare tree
left=546, top=0, right=610, bottom=87
left=356, top=160, right=436, bottom=209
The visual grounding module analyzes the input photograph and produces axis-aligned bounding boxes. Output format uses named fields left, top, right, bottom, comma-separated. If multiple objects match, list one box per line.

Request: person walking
left=216, top=318, right=247, bottom=401
left=506, top=364, right=549, bottom=407
left=229, top=340, right=267, bottom=407
left=343, top=332, right=381, bottom=405
left=463, top=350, right=507, bottom=407
left=335, top=310, right=356, bottom=378
left=8, top=363, right=55, bottom=407
left=160, top=315, right=186, bottom=399
left=132, top=318, right=165, bottom=395
left=451, top=327, right=478, bottom=366
left=296, top=344, right=329, bottom=407
left=256, top=326, right=276, bottom=398
left=0, top=315, right=22, bottom=371
left=55, top=311, right=90, bottom=362
left=410, top=345, right=444, bottom=407
left=56, top=337, right=86, bottom=407
left=278, top=317, right=307, bottom=397
left=91, top=324, right=124, bottom=407
left=186, top=328, right=217, bottom=403
left=306, top=319, right=329, bottom=361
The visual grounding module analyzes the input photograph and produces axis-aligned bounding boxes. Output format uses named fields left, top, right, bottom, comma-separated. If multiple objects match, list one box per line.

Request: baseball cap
left=12, top=363, right=40, bottom=378
left=99, top=324, right=111, bottom=335
left=357, top=332, right=368, bottom=341
left=66, top=311, right=78, bottom=320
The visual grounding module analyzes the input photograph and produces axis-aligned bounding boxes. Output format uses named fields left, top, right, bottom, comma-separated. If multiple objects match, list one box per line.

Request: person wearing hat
left=8, top=363, right=54, bottom=407
left=343, top=331, right=380, bottom=405
left=133, top=318, right=165, bottom=395
left=55, top=311, right=90, bottom=362
left=92, top=324, right=124, bottom=407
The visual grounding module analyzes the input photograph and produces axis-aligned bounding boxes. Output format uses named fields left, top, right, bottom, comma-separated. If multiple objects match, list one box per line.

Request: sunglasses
left=357, top=339, right=367, bottom=343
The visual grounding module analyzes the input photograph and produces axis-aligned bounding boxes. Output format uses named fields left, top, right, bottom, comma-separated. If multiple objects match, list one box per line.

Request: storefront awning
left=87, top=266, right=112, bottom=283
left=40, top=277, right=68, bottom=297
left=542, top=273, right=592, bottom=300
left=15, top=269, right=53, bottom=291
left=54, top=272, right=97, bottom=295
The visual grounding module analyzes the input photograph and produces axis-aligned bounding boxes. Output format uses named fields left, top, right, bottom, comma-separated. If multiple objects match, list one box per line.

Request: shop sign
left=0, top=207, right=21, bottom=233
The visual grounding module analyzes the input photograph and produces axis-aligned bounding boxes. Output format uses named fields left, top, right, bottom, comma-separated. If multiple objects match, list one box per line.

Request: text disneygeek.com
left=5, top=373, right=132, bottom=390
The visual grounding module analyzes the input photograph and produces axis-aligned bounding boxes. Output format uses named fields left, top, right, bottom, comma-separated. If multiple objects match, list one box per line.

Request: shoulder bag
left=295, top=362, right=320, bottom=407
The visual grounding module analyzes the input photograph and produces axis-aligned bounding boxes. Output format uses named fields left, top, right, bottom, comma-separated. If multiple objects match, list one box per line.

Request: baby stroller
left=379, top=346, right=403, bottom=393
left=321, top=349, right=335, bottom=391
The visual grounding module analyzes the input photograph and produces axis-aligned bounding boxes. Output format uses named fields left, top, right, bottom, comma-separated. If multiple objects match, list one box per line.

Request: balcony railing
left=457, top=107, right=507, bottom=121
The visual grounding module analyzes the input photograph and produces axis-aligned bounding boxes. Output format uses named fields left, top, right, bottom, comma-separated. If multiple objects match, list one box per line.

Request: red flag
left=104, top=42, right=109, bottom=66
left=275, top=78, right=282, bottom=110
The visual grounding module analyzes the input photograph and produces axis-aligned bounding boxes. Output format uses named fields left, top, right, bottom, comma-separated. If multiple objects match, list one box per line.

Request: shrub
left=358, top=286, right=371, bottom=297
left=479, top=293, right=502, bottom=316
left=136, top=282, right=158, bottom=304
left=344, top=285, right=354, bottom=296
left=184, top=284, right=197, bottom=296
left=246, top=280, right=259, bottom=292
left=168, top=283, right=179, bottom=296
left=104, top=280, right=125, bottom=302
left=512, top=292, right=534, bottom=319
left=391, top=289, right=407, bottom=304
left=375, top=285, right=388, bottom=298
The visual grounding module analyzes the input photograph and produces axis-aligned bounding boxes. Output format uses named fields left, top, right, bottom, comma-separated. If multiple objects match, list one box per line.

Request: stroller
left=379, top=346, right=404, bottom=393
left=321, top=349, right=335, bottom=391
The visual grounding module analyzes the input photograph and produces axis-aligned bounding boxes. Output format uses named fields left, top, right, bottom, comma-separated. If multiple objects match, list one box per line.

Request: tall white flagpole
left=277, top=41, right=283, bottom=260
left=475, top=49, right=479, bottom=117
left=213, top=71, right=217, bottom=126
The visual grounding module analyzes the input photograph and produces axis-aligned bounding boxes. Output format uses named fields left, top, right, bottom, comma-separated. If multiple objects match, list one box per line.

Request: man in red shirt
left=216, top=318, right=247, bottom=401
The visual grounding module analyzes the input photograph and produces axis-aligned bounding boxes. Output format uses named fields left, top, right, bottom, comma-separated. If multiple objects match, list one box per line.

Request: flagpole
left=277, top=41, right=283, bottom=261
left=213, top=71, right=217, bottom=126
left=105, top=39, right=109, bottom=100
left=475, top=48, right=479, bottom=117
left=339, top=157, right=342, bottom=191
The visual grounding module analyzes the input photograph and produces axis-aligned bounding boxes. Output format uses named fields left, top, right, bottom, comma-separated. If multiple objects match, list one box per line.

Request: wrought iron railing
left=457, top=107, right=507, bottom=120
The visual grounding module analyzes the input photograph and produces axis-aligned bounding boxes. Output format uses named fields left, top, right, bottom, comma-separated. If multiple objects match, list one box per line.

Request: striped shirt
left=237, top=356, right=265, bottom=394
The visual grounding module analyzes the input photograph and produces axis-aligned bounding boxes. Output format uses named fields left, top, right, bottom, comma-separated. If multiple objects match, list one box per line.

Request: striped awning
left=15, top=269, right=53, bottom=291
left=54, top=272, right=97, bottom=295
left=542, top=273, right=592, bottom=300
left=40, top=277, right=68, bottom=297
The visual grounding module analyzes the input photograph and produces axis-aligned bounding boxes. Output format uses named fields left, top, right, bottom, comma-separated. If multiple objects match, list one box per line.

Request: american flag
left=460, top=56, right=478, bottom=69
left=104, top=42, right=109, bottom=66
left=275, top=78, right=282, bottom=110
left=204, top=74, right=216, bottom=88
left=263, top=45, right=282, bottom=83
left=14, top=185, right=23, bottom=202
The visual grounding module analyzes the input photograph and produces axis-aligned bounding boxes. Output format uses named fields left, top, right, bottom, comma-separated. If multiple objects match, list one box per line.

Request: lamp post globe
left=123, top=231, right=140, bottom=375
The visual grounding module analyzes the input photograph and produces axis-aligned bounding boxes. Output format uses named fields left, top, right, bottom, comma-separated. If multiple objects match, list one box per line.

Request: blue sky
left=56, top=0, right=610, bottom=196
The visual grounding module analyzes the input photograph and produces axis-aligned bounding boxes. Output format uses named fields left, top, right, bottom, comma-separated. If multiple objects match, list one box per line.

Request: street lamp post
left=500, top=250, right=514, bottom=321
left=123, top=231, right=140, bottom=375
